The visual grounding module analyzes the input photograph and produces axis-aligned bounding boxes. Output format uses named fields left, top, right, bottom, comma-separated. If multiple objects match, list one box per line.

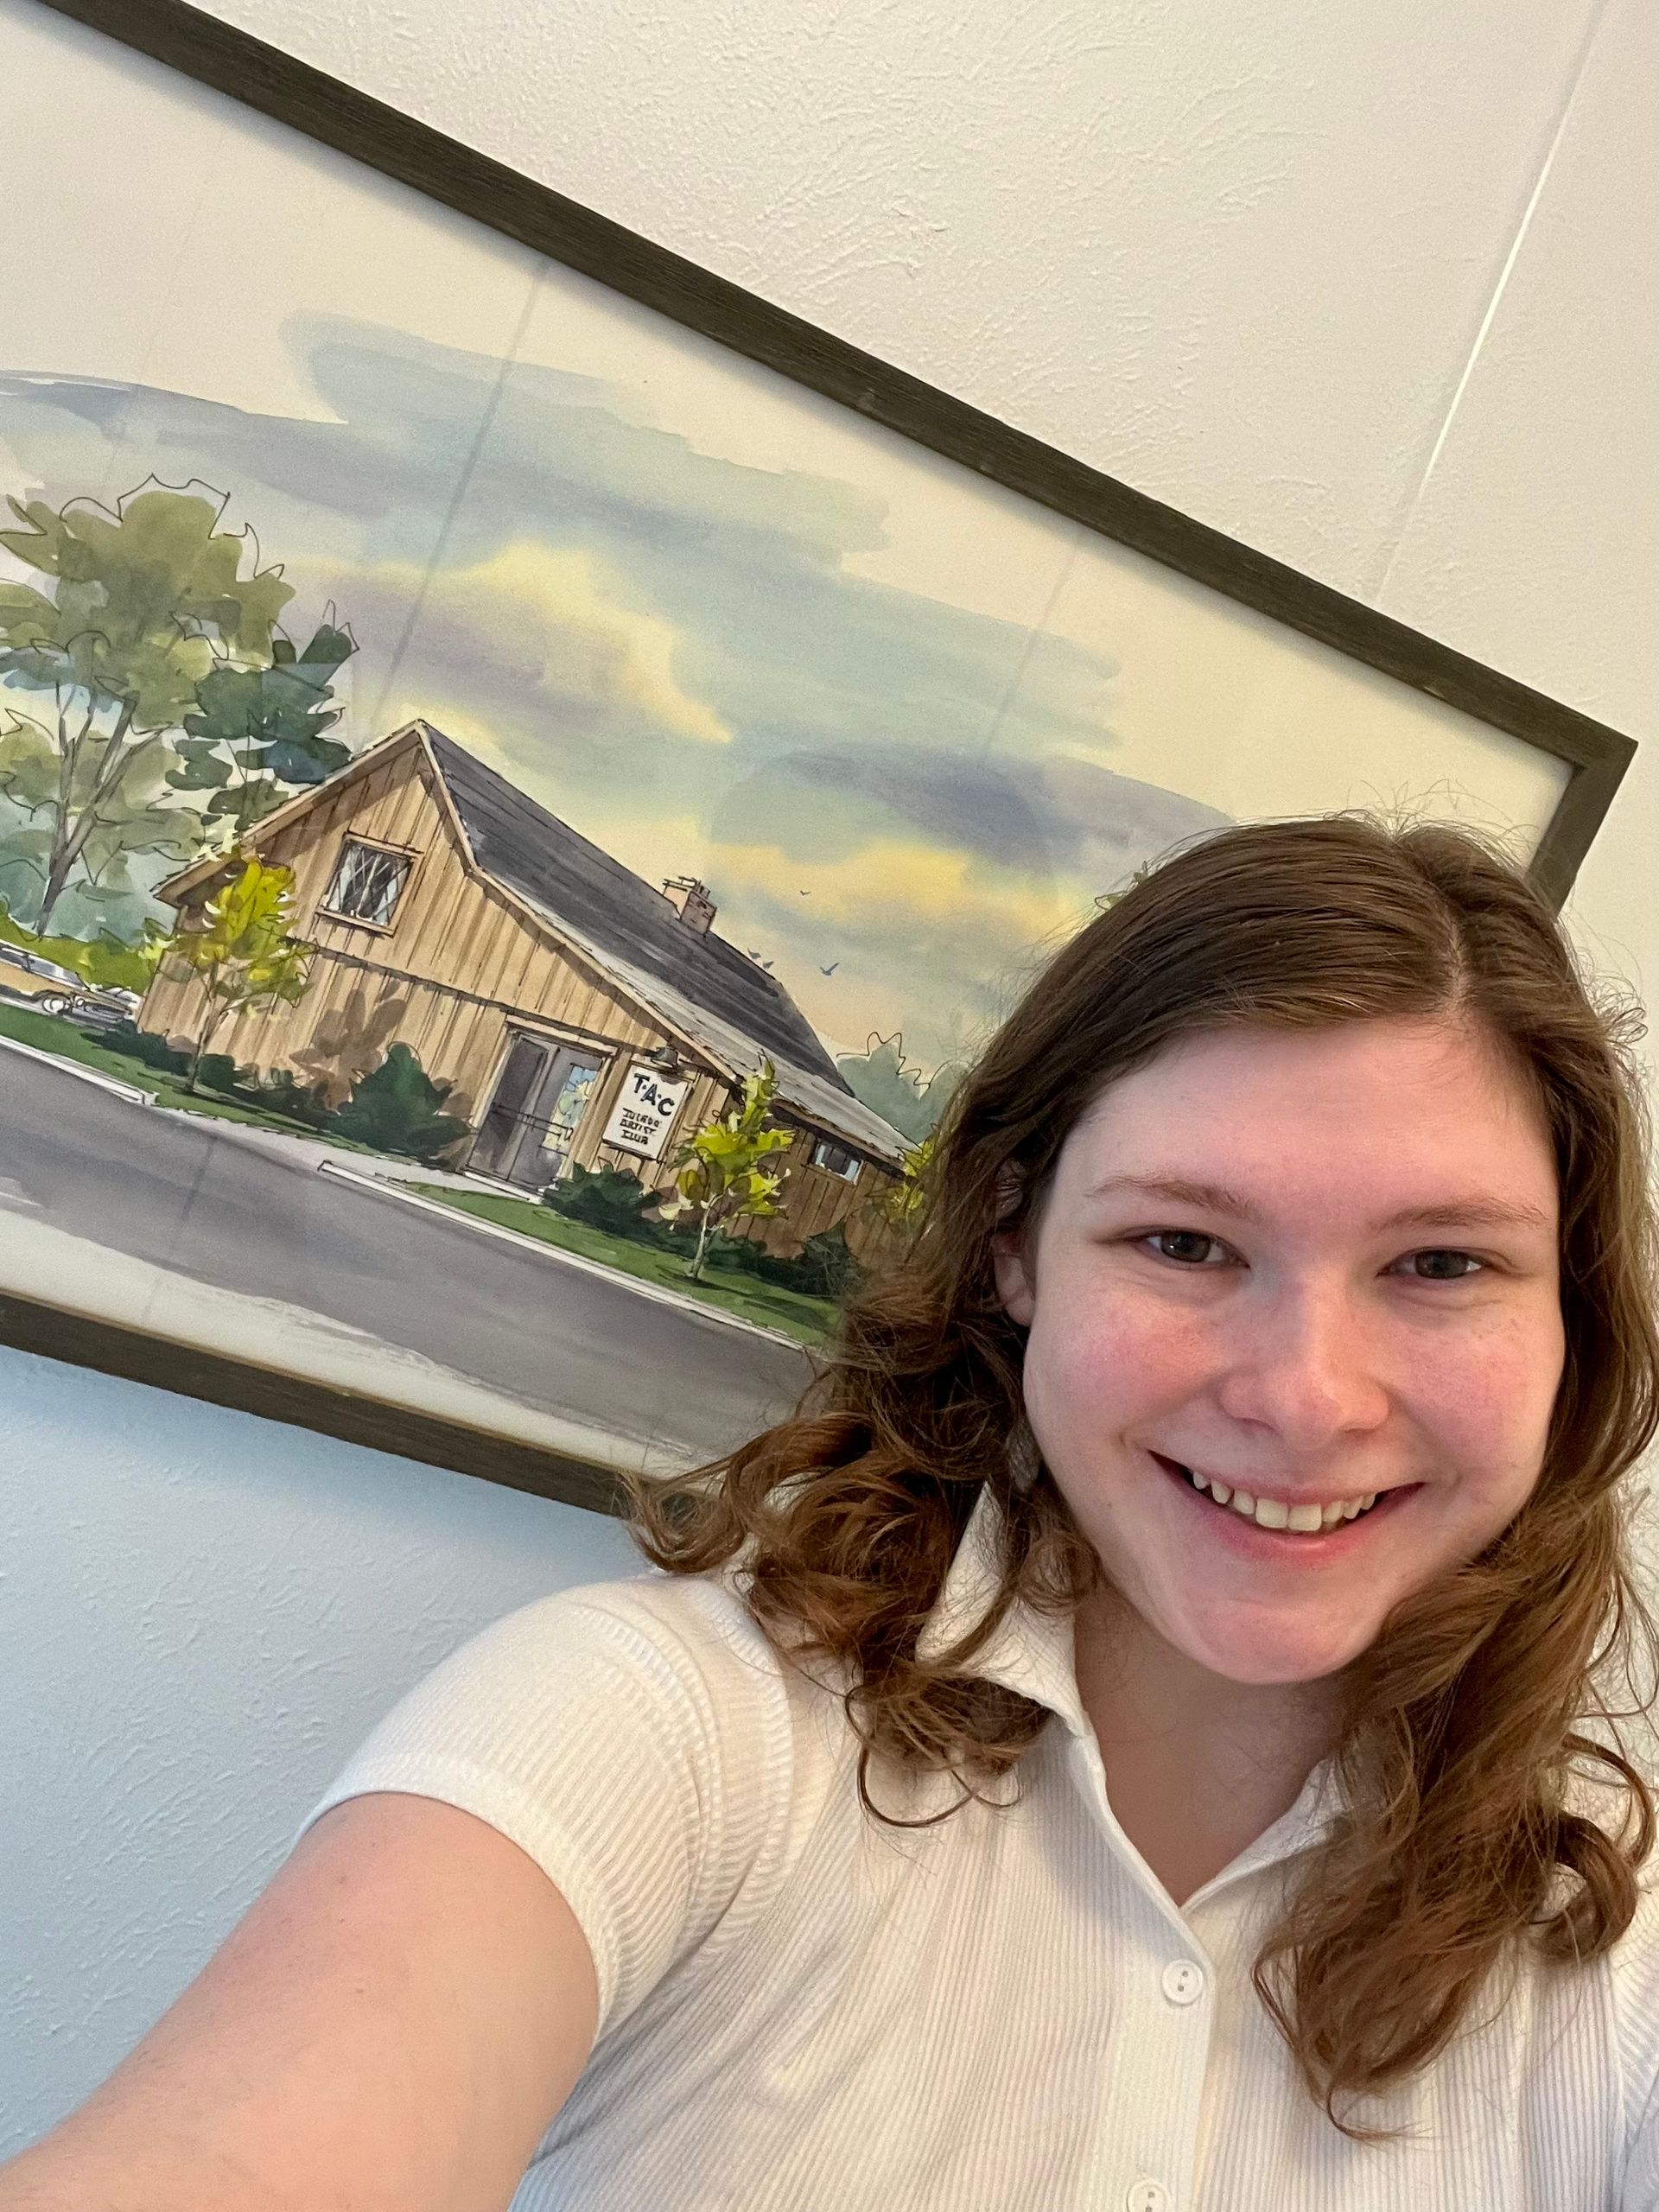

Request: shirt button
left=1125, top=2181, right=1171, bottom=2212
left=1160, top=1957, right=1205, bottom=2005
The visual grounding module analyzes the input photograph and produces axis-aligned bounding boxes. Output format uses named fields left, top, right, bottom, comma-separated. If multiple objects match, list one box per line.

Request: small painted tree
left=879, top=1128, right=937, bottom=1231
left=162, top=855, right=315, bottom=1094
left=663, top=1058, right=796, bottom=1282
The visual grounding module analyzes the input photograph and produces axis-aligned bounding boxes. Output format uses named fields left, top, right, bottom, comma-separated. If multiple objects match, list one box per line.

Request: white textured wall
left=3, top=0, right=1656, bottom=2151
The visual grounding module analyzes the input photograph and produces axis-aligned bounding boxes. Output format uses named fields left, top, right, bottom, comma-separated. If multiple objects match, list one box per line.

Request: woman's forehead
left=1056, top=1018, right=1555, bottom=1192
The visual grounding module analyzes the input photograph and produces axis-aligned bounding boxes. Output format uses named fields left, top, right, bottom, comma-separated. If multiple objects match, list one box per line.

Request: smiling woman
left=9, top=810, right=1659, bottom=2212
left=614, top=810, right=1659, bottom=2190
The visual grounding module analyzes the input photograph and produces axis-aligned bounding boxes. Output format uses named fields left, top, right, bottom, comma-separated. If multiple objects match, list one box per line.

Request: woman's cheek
left=1414, top=1306, right=1563, bottom=1471
left=1038, top=1290, right=1207, bottom=1414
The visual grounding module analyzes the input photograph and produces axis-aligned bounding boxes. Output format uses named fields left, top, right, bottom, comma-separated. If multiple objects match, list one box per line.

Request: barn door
left=473, top=1034, right=602, bottom=1191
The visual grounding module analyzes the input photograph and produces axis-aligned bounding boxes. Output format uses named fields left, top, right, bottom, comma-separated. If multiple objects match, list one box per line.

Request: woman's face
left=993, top=1015, right=1565, bottom=1686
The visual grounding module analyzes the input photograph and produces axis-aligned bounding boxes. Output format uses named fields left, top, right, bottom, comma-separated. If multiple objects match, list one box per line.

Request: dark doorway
left=472, top=1035, right=605, bottom=1191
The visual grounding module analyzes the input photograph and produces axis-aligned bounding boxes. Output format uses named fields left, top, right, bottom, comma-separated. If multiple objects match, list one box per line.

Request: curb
left=0, top=1032, right=156, bottom=1108
left=314, top=1160, right=810, bottom=1351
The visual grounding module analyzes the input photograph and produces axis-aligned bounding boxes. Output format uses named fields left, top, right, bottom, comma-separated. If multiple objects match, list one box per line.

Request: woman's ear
left=991, top=1164, right=1037, bottom=1327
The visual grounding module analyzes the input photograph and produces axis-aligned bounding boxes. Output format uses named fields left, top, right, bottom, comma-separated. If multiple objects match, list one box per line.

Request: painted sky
left=0, top=0, right=1567, bottom=1080
left=0, top=316, right=1227, bottom=1073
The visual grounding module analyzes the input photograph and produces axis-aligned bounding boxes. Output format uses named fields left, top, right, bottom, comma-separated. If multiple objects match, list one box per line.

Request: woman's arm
left=0, top=1791, right=601, bottom=2212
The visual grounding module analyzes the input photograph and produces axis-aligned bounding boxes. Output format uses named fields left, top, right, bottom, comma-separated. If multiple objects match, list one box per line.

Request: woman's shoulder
left=388, top=1563, right=805, bottom=1755
left=299, top=1567, right=810, bottom=2042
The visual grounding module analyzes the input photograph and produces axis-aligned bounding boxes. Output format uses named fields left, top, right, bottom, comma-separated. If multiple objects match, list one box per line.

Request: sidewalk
left=0, top=1032, right=802, bottom=1347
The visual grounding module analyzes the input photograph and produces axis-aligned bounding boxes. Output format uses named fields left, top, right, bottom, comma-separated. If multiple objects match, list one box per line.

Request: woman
left=6, top=813, right=1658, bottom=2210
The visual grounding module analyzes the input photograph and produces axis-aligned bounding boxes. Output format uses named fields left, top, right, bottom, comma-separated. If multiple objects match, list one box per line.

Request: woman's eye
left=1141, top=1230, right=1230, bottom=1266
left=1400, top=1249, right=1484, bottom=1281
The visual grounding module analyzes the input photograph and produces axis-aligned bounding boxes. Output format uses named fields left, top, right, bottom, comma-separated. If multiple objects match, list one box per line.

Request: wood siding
left=137, top=736, right=903, bottom=1259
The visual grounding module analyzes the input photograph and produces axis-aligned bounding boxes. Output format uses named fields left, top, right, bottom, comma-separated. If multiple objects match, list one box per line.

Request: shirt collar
left=913, top=1480, right=1343, bottom=1886
left=913, top=1479, right=1093, bottom=1738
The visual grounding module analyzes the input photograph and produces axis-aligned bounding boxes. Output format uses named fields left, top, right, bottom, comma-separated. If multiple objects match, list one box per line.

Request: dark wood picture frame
left=3, top=0, right=1637, bottom=1516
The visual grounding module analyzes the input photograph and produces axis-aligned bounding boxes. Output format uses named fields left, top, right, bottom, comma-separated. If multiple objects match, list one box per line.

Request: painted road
left=0, top=1044, right=817, bottom=1467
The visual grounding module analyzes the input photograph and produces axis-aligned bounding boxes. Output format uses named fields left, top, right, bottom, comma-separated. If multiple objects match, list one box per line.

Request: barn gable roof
left=420, top=728, right=849, bottom=1097
left=153, top=719, right=912, bottom=1166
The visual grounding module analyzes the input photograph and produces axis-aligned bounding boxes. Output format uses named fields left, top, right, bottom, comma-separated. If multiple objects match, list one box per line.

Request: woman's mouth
left=1150, top=1452, right=1416, bottom=1539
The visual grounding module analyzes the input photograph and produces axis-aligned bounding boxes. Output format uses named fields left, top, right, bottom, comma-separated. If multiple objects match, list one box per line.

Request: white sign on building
left=601, top=1063, right=691, bottom=1161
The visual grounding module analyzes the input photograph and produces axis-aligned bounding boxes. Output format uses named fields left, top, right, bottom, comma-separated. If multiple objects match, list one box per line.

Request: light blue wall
left=0, top=1345, right=643, bottom=2153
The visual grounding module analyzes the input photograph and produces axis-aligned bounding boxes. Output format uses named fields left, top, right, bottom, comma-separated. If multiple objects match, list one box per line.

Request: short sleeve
left=1613, top=1879, right=1659, bottom=2209
left=292, top=1573, right=793, bottom=2044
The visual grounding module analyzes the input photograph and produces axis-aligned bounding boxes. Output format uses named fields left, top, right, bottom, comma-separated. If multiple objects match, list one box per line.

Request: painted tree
left=168, top=614, right=358, bottom=842
left=0, top=480, right=293, bottom=931
left=162, top=855, right=315, bottom=1094
left=0, top=707, right=207, bottom=935
left=878, top=1128, right=937, bottom=1231
left=663, top=1058, right=796, bottom=1282
left=836, top=1030, right=966, bottom=1142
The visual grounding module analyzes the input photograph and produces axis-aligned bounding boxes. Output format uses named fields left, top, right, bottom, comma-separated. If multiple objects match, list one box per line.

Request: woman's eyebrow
left=1082, top=1173, right=1553, bottom=1234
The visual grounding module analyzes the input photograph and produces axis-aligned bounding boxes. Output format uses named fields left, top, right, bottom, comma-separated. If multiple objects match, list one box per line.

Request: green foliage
left=0, top=709, right=207, bottom=933
left=702, top=1220, right=865, bottom=1300
left=542, top=1163, right=671, bottom=1242
left=879, top=1128, right=937, bottom=1230
left=0, top=480, right=293, bottom=931
left=660, top=1057, right=797, bottom=1281
left=89, top=1017, right=334, bottom=1127
left=162, top=855, right=315, bottom=1090
left=327, top=1043, right=471, bottom=1162
left=256, top=1066, right=333, bottom=1128
left=0, top=901, right=170, bottom=994
left=168, top=616, right=357, bottom=838
left=192, top=1052, right=243, bottom=1096
left=834, top=1032, right=965, bottom=1142
left=92, top=1019, right=193, bottom=1076
left=792, top=1223, right=866, bottom=1299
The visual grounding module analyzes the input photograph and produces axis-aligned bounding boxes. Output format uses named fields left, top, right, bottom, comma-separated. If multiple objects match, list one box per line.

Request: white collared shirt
left=302, top=1485, right=1659, bottom=2209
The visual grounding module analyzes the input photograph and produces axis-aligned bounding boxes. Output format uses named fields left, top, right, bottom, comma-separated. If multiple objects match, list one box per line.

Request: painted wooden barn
left=139, top=720, right=912, bottom=1261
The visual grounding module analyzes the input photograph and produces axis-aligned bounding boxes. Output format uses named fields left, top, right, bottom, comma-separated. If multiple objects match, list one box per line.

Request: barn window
left=811, top=1138, right=860, bottom=1181
left=323, top=840, right=411, bottom=928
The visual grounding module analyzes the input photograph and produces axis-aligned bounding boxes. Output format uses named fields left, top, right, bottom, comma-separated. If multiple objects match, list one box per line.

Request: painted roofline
left=149, top=721, right=911, bottom=1166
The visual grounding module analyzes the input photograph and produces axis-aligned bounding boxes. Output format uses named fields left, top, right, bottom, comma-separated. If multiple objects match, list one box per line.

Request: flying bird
left=820, top=962, right=839, bottom=976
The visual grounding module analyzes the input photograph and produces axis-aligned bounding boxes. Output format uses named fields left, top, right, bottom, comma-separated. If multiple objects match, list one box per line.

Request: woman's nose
left=1212, top=1281, right=1390, bottom=1449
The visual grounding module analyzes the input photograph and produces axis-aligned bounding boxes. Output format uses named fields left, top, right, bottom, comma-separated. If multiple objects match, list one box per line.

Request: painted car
left=0, top=942, right=138, bottom=1027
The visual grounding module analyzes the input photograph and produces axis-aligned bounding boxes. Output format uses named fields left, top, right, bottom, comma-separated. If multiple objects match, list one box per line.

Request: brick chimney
left=662, top=874, right=716, bottom=935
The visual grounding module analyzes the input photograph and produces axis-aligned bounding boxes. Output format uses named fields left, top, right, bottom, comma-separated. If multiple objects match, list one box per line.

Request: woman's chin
left=1173, top=1613, right=1375, bottom=1688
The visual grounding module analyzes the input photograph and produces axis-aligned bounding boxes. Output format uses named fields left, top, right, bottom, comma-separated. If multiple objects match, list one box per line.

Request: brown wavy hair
left=620, top=811, right=1659, bottom=2133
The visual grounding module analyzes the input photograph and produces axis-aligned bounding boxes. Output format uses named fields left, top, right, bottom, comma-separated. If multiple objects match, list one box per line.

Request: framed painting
left=0, top=0, right=1635, bottom=1516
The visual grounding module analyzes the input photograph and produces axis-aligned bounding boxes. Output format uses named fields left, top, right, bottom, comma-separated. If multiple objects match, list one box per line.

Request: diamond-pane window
left=324, top=841, right=410, bottom=927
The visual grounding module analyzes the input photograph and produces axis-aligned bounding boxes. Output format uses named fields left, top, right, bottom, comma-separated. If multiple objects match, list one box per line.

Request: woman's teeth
left=1180, top=1465, right=1377, bottom=1533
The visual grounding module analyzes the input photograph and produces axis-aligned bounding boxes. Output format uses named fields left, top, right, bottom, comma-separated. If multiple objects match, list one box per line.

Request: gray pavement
left=0, top=1044, right=817, bottom=1466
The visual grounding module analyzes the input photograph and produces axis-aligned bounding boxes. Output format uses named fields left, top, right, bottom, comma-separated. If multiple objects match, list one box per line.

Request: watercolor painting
left=0, top=0, right=1578, bottom=1480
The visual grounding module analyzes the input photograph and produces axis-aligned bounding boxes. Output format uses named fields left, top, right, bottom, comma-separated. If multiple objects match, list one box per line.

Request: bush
left=791, top=1224, right=866, bottom=1300
left=542, top=1163, right=673, bottom=1243
left=701, top=1220, right=864, bottom=1300
left=194, top=1052, right=244, bottom=1096
left=327, top=1043, right=472, bottom=1162
left=91, top=1020, right=194, bottom=1077
left=257, top=1067, right=334, bottom=1128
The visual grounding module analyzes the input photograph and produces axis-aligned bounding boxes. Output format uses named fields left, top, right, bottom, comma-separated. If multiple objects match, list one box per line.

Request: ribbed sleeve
left=1611, top=1880, right=1659, bottom=2205
left=294, top=1573, right=791, bottom=2041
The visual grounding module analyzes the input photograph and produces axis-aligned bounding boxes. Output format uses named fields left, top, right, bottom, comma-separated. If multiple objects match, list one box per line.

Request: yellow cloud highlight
left=383, top=539, right=731, bottom=749
left=712, top=833, right=1086, bottom=949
